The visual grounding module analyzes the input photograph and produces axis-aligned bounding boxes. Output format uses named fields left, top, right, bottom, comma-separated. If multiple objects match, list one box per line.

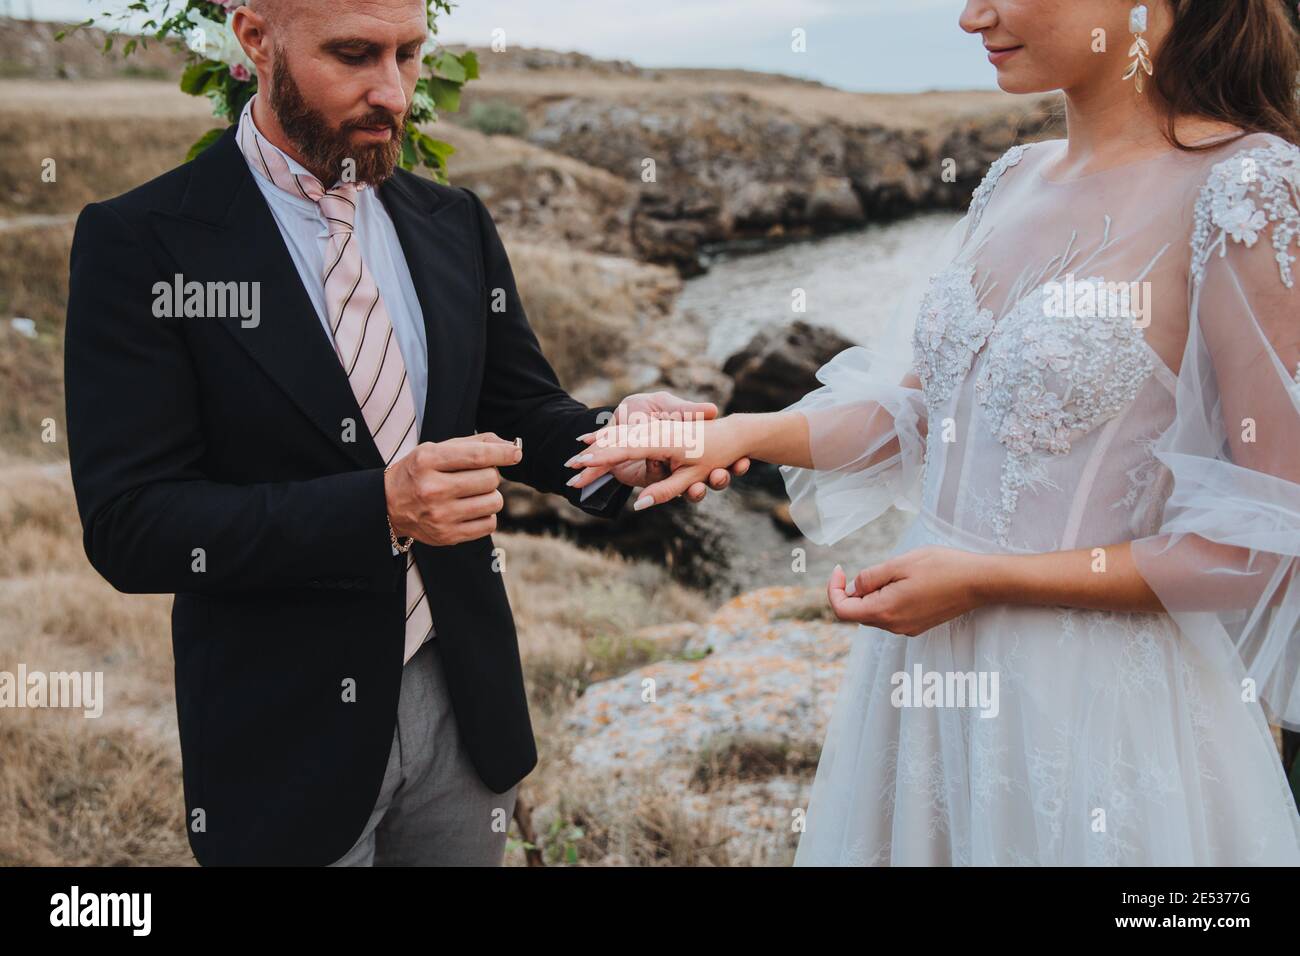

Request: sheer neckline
left=1033, top=132, right=1250, bottom=186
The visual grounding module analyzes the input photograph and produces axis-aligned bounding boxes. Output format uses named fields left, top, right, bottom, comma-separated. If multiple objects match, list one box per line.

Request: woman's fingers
left=567, top=434, right=675, bottom=471
left=828, top=564, right=893, bottom=625
left=632, top=465, right=709, bottom=511
left=828, top=564, right=850, bottom=607
left=853, top=561, right=895, bottom=598
left=728, top=457, right=751, bottom=477
left=828, top=565, right=869, bottom=622
left=565, top=464, right=611, bottom=490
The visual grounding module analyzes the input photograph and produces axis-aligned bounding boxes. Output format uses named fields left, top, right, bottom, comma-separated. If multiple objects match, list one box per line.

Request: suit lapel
left=378, top=172, right=478, bottom=444
left=148, top=127, right=382, bottom=470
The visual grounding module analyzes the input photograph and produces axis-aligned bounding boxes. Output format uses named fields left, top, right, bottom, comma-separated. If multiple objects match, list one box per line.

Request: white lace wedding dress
left=781, top=132, right=1300, bottom=865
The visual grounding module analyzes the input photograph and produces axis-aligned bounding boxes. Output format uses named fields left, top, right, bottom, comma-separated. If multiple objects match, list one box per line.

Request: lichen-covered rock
left=566, top=587, right=856, bottom=774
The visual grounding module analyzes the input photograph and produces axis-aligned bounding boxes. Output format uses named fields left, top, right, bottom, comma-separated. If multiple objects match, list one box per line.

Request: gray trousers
left=329, top=639, right=519, bottom=866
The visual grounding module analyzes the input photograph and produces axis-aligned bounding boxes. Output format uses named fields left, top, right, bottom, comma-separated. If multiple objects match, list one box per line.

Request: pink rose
left=229, top=62, right=250, bottom=82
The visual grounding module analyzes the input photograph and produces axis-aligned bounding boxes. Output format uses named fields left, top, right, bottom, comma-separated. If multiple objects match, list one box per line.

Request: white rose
left=185, top=9, right=255, bottom=75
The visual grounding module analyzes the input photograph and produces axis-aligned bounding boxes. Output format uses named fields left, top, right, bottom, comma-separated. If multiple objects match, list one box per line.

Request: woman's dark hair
left=1154, top=0, right=1300, bottom=148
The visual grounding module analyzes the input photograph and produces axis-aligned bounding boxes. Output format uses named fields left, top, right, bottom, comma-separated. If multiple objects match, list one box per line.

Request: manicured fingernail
left=846, top=577, right=857, bottom=596
left=575, top=454, right=593, bottom=464
left=577, top=433, right=593, bottom=442
left=564, top=456, right=578, bottom=468
left=566, top=474, right=582, bottom=487
left=633, top=495, right=654, bottom=511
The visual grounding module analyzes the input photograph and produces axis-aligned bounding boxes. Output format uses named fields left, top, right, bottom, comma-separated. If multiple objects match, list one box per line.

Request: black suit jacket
left=63, top=126, right=631, bottom=866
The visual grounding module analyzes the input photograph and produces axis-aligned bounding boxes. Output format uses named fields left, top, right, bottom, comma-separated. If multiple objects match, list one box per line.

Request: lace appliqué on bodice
left=973, top=280, right=1154, bottom=545
left=912, top=266, right=994, bottom=420
left=1191, top=139, right=1300, bottom=292
left=968, top=144, right=1027, bottom=235
left=912, top=144, right=1030, bottom=418
left=912, top=261, right=1155, bottom=546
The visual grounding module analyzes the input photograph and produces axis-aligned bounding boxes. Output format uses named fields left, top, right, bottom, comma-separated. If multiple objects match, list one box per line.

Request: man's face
left=257, top=0, right=428, bottom=185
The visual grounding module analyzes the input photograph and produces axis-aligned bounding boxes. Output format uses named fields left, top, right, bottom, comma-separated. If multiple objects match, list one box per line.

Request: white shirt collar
left=238, top=97, right=330, bottom=215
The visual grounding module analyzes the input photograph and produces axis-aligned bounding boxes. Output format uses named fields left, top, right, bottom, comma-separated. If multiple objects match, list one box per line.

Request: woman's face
left=960, top=0, right=1168, bottom=95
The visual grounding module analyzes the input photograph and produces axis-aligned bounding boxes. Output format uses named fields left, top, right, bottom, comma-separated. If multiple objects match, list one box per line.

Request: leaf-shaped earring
left=1123, top=3, right=1152, bottom=93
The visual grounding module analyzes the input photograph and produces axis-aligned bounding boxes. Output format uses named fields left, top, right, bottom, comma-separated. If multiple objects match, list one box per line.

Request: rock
left=632, top=622, right=697, bottom=653
left=722, top=321, right=857, bottom=414
left=474, top=76, right=1062, bottom=273
left=806, top=176, right=865, bottom=224
left=565, top=587, right=855, bottom=774
left=770, top=501, right=799, bottom=538
left=722, top=181, right=805, bottom=232
left=631, top=190, right=725, bottom=275
left=498, top=478, right=736, bottom=590
left=437, top=124, right=637, bottom=259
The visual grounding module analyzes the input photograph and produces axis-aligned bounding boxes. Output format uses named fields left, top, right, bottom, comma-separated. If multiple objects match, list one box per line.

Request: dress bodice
left=906, top=133, right=1299, bottom=550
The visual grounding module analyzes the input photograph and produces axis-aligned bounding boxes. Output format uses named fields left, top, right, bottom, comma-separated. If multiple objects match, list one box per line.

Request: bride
left=569, top=0, right=1300, bottom=866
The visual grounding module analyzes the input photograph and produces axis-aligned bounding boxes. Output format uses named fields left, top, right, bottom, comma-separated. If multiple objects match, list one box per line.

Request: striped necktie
left=238, top=112, right=434, bottom=665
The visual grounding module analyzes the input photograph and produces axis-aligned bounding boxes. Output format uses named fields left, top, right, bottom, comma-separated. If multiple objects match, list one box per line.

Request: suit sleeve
left=64, top=201, right=402, bottom=596
left=462, top=187, right=632, bottom=518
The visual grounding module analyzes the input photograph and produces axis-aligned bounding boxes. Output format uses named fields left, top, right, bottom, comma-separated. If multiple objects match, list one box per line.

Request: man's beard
left=266, top=51, right=410, bottom=187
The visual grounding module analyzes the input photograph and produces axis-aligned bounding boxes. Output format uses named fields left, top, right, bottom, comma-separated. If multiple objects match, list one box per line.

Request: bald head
left=230, top=0, right=428, bottom=186
left=247, top=0, right=288, bottom=26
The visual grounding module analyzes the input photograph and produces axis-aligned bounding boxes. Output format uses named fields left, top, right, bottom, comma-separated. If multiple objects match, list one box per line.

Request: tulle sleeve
left=1132, top=140, right=1300, bottom=731
left=778, top=215, right=969, bottom=544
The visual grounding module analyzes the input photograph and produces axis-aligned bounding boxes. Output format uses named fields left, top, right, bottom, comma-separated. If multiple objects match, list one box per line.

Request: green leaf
left=186, top=127, right=226, bottom=162
left=199, top=67, right=227, bottom=96
left=180, top=60, right=212, bottom=95
left=433, top=50, right=466, bottom=83
left=459, top=50, right=480, bottom=80
left=409, top=130, right=456, bottom=179
left=413, top=130, right=455, bottom=168
left=425, top=76, right=462, bottom=113
left=400, top=136, right=418, bottom=170
left=54, top=30, right=66, bottom=41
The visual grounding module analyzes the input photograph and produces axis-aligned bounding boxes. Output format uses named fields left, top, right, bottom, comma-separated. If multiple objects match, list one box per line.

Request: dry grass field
left=0, top=460, right=753, bottom=865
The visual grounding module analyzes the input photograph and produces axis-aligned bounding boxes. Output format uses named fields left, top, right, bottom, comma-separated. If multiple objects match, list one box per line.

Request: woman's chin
left=993, top=70, right=1051, bottom=95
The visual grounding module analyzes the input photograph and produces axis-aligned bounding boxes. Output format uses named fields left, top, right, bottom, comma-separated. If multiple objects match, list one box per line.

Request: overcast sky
left=15, top=0, right=995, bottom=92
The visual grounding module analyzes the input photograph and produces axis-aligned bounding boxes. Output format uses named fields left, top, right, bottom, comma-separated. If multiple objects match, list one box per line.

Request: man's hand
left=605, top=391, right=751, bottom=503
left=384, top=434, right=521, bottom=546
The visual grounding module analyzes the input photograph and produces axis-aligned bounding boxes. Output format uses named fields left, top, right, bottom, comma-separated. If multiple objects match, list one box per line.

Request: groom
left=64, top=0, right=740, bottom=866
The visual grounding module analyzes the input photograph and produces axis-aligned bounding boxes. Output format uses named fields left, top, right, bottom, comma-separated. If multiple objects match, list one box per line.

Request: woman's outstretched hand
left=596, top=392, right=751, bottom=504
left=827, top=547, right=986, bottom=636
left=566, top=413, right=752, bottom=510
